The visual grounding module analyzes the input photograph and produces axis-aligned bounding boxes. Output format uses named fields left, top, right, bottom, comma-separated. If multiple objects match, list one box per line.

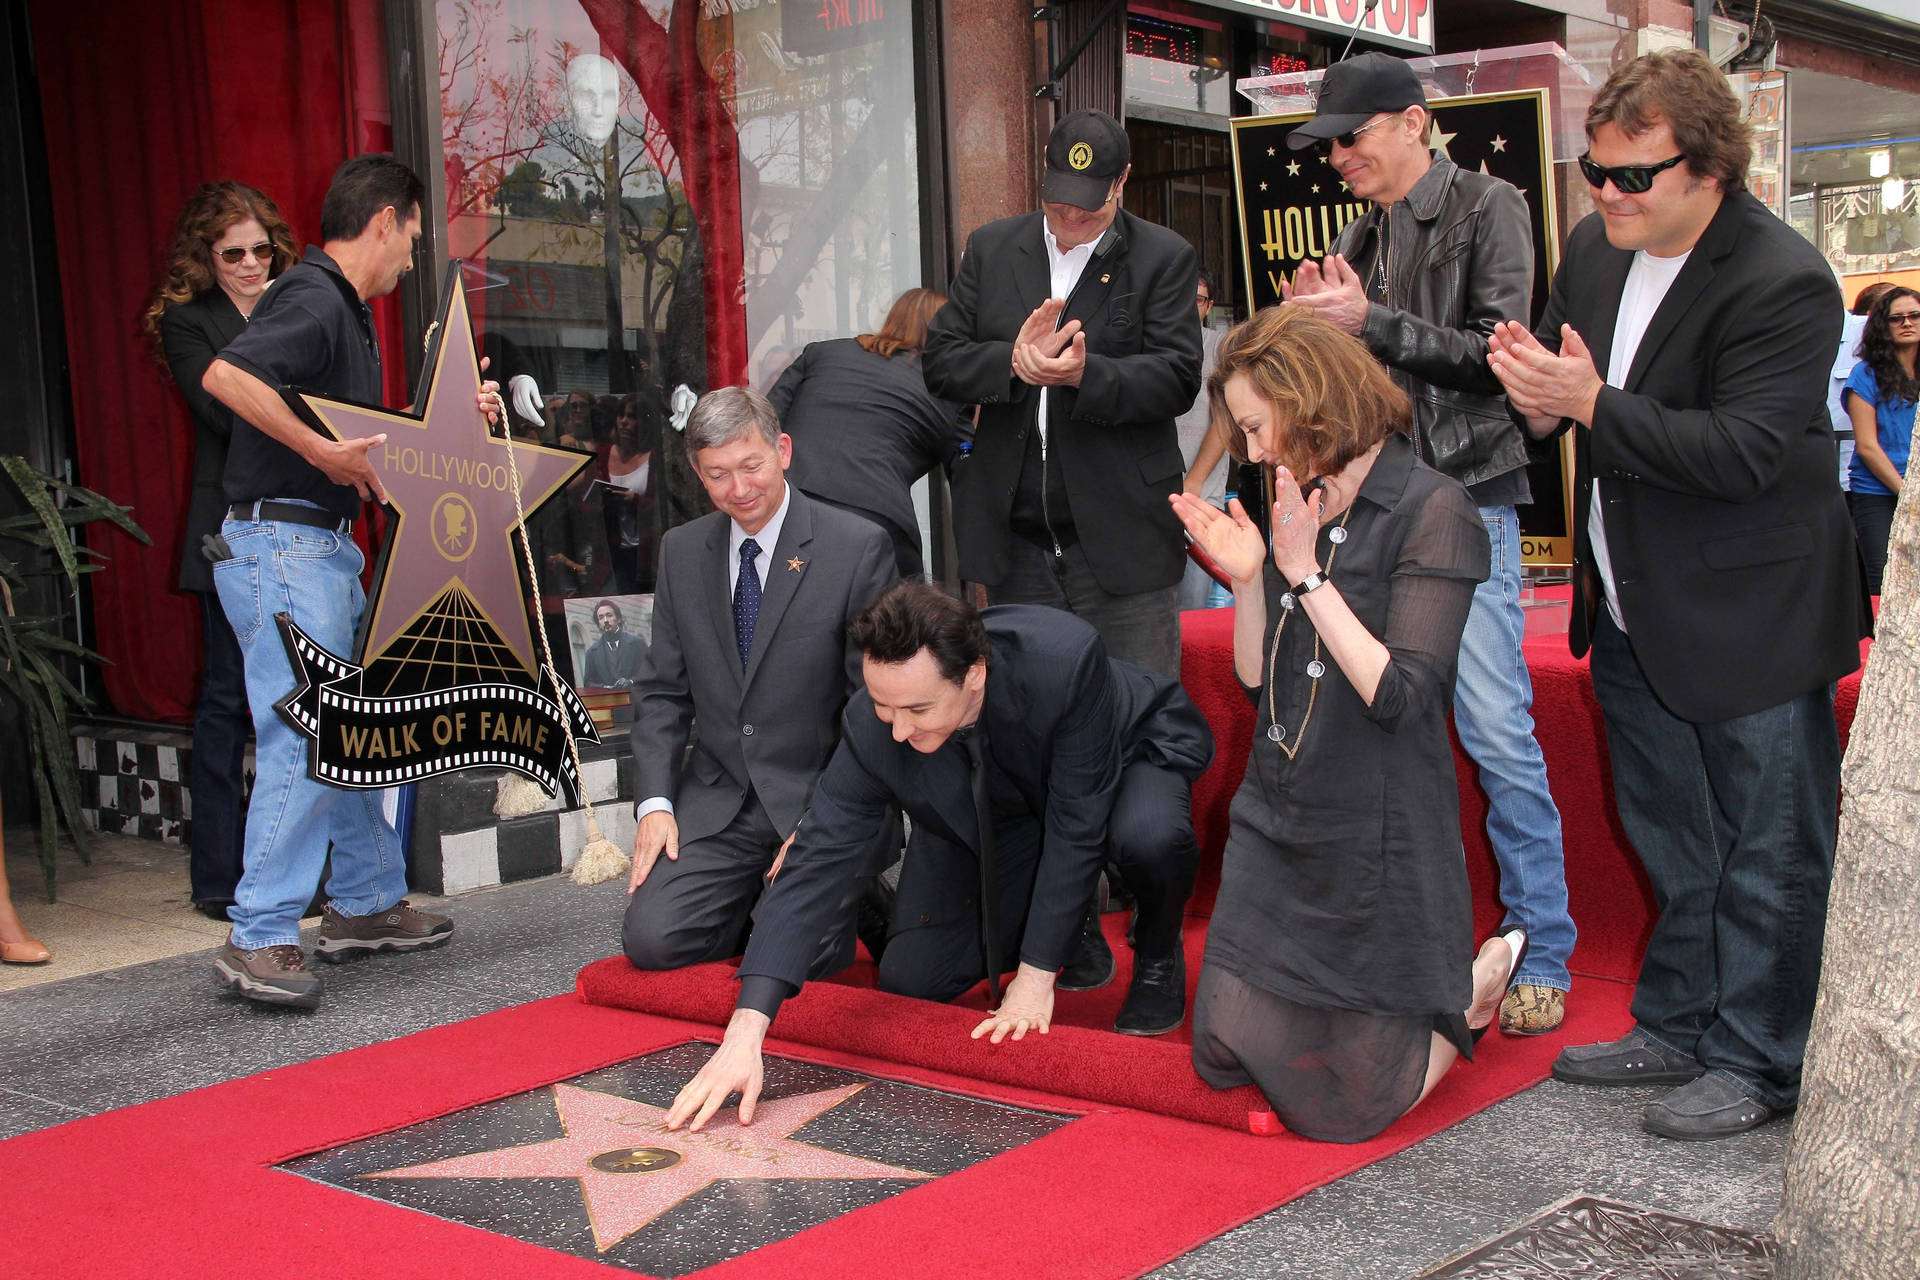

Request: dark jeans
left=1847, top=488, right=1897, bottom=596
left=1588, top=613, right=1838, bottom=1110
left=189, top=590, right=250, bottom=904
left=991, top=537, right=1181, bottom=679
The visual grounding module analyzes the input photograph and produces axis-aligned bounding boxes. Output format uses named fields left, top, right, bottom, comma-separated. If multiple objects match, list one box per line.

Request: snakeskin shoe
left=1499, top=983, right=1566, bottom=1035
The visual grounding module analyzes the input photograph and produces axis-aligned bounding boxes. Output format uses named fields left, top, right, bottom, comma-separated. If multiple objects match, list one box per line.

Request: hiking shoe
left=314, top=900, right=453, bottom=963
left=214, top=941, right=322, bottom=1008
left=1499, top=983, right=1567, bottom=1035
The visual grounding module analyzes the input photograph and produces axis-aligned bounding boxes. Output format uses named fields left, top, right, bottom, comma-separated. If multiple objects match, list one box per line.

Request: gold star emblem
left=787, top=556, right=805, bottom=572
left=1427, top=119, right=1458, bottom=160
left=1491, top=135, right=1508, bottom=153
left=1286, top=160, right=1301, bottom=176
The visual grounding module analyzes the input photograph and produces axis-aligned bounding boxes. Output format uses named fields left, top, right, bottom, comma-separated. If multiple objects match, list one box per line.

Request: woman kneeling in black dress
left=1170, top=307, right=1525, bottom=1143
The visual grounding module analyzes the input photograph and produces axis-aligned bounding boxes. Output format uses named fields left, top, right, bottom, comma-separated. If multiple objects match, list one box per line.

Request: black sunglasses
left=215, top=242, right=276, bottom=265
left=1316, top=116, right=1394, bottom=154
left=1577, top=153, right=1684, bottom=194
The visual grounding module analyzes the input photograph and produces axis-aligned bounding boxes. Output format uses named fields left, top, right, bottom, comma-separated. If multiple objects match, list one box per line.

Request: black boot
left=1054, top=906, right=1116, bottom=992
left=1115, top=950, right=1186, bottom=1036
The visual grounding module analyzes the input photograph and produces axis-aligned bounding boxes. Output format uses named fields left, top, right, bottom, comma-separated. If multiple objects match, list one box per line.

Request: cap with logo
left=1041, top=109, right=1130, bottom=211
left=1285, top=52, right=1426, bottom=151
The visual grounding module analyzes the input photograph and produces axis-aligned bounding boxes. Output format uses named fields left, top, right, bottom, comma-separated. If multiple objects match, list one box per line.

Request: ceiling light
left=1884, top=176, right=1907, bottom=209
left=1871, top=149, right=1892, bottom=178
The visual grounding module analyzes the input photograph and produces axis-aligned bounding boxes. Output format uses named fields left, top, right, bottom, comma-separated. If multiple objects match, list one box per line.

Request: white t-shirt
left=1589, top=248, right=1691, bottom=633
left=1036, top=224, right=1100, bottom=444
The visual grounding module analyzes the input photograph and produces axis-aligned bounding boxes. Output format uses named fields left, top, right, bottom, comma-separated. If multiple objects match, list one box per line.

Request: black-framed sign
left=1229, top=89, right=1576, bottom=566
left=273, top=264, right=602, bottom=799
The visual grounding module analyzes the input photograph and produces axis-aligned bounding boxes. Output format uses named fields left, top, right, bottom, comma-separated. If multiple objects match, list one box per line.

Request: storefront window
left=434, top=0, right=921, bottom=694
left=1781, top=68, right=1920, bottom=289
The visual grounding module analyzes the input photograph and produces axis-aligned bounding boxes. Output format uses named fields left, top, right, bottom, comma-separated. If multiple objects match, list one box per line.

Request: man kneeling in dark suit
left=621, top=386, right=896, bottom=975
left=661, top=581, right=1214, bottom=1131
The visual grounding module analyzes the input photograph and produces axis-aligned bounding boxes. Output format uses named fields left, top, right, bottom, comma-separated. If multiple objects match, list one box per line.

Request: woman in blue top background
left=1844, top=285, right=1920, bottom=595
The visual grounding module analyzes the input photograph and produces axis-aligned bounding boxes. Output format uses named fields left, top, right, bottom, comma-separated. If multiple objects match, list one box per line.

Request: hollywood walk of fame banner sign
left=1229, top=87, right=1577, bottom=566
left=272, top=264, right=601, bottom=799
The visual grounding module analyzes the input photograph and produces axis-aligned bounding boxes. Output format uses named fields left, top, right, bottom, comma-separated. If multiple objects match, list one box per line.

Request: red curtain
left=30, top=0, right=401, bottom=722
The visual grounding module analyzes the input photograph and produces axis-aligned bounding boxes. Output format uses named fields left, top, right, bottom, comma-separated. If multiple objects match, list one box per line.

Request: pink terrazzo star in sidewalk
left=363, top=1082, right=930, bottom=1252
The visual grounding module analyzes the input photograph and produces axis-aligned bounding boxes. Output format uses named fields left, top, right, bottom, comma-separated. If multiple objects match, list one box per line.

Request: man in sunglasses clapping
left=1283, top=52, right=1577, bottom=1043
left=1488, top=49, right=1867, bottom=1142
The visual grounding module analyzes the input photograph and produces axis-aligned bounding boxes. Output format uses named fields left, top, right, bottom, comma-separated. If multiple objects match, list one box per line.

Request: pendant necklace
left=1265, top=503, right=1353, bottom=760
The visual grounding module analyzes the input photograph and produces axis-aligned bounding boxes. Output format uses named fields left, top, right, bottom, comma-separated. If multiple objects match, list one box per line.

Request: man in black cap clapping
left=1285, top=52, right=1578, bottom=1040
left=923, top=109, right=1202, bottom=684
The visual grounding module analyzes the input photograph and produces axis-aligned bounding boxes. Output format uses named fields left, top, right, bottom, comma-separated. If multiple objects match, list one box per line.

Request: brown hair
left=142, top=181, right=298, bottom=347
left=1208, top=306, right=1410, bottom=478
left=856, top=287, right=948, bottom=358
left=1586, top=48, right=1750, bottom=194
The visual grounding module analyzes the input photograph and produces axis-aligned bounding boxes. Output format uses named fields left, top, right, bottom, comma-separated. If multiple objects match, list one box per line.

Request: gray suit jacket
left=629, top=486, right=896, bottom=843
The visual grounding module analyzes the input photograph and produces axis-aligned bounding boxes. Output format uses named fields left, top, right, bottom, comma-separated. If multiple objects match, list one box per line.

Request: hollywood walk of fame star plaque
left=1226, top=87, right=1576, bottom=568
left=271, top=264, right=601, bottom=800
left=282, top=1043, right=1074, bottom=1276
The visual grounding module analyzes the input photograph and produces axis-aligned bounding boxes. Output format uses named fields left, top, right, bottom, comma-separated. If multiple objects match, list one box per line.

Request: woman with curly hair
left=1843, top=285, right=1920, bottom=594
left=144, top=181, right=298, bottom=920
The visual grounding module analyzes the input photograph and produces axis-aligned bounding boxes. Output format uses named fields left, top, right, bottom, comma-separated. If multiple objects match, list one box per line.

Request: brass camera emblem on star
left=590, top=1146, right=683, bottom=1174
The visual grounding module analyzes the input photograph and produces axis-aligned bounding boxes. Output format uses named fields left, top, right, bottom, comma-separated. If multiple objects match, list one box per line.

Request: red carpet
left=0, top=986, right=1631, bottom=1280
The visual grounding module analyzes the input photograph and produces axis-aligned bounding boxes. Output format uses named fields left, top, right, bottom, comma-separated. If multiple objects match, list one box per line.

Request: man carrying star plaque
left=202, top=154, right=504, bottom=1010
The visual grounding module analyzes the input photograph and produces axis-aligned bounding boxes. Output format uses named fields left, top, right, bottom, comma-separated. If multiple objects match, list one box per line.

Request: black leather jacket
left=1332, top=155, right=1533, bottom=488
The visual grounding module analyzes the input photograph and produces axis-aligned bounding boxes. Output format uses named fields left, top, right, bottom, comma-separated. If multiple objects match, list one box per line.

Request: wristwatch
left=1291, top=570, right=1332, bottom=597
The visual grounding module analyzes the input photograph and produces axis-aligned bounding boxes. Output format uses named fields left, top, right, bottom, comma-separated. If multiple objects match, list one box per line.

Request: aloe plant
left=0, top=456, right=147, bottom=899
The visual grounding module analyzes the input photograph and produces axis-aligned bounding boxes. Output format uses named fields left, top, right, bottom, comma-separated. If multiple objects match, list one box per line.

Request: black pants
left=878, top=760, right=1198, bottom=1003
left=1848, top=488, right=1897, bottom=596
left=621, top=794, right=893, bottom=978
left=189, top=590, right=250, bottom=903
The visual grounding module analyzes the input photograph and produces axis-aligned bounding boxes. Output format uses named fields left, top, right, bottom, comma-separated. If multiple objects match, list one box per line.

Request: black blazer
left=1535, top=193, right=1867, bottom=723
left=159, top=291, right=247, bottom=593
left=736, top=604, right=1214, bottom=994
left=922, top=209, right=1201, bottom=594
left=768, top=338, right=971, bottom=578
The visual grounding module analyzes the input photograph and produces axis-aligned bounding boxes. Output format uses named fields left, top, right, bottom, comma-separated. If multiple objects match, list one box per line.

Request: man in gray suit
left=622, top=387, right=896, bottom=972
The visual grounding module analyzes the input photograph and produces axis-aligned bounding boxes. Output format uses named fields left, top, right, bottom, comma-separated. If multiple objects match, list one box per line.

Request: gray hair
left=684, top=386, right=781, bottom=463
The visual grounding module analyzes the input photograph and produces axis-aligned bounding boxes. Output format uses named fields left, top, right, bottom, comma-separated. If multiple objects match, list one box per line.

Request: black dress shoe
left=192, top=900, right=235, bottom=922
left=1055, top=910, right=1115, bottom=992
left=855, top=879, right=896, bottom=964
left=1114, top=951, right=1185, bottom=1036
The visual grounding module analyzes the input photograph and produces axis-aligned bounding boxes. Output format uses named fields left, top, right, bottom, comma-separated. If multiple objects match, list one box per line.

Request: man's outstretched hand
left=667, top=1008, right=771, bottom=1132
left=970, top=962, right=1058, bottom=1044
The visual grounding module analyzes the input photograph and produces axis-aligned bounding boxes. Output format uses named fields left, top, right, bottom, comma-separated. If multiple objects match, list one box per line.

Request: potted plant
left=0, top=455, right=147, bottom=908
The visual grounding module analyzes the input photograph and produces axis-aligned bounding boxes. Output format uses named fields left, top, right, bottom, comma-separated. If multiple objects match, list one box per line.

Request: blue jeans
left=1453, top=506, right=1574, bottom=990
left=1588, top=613, right=1838, bottom=1110
left=189, top=590, right=250, bottom=903
left=214, top=515, right=408, bottom=949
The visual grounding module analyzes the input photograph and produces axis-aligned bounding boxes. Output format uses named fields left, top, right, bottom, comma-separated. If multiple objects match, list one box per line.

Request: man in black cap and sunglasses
left=1284, top=50, right=1578, bottom=1043
left=1488, top=49, right=1866, bottom=1141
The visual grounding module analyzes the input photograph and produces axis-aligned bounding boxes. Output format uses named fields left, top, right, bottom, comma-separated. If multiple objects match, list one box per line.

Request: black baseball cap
left=1041, top=109, right=1130, bottom=211
left=1286, top=52, right=1426, bottom=150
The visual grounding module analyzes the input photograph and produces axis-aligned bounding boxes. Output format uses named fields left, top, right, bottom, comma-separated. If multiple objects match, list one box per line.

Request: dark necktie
left=733, top=538, right=762, bottom=670
left=961, top=726, right=1003, bottom=1004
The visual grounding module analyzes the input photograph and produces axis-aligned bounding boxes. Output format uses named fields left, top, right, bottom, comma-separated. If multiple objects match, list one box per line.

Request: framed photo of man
left=1230, top=88, right=1575, bottom=567
left=566, top=593, right=653, bottom=693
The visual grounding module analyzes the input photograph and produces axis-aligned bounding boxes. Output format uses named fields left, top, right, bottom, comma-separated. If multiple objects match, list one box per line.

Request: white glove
left=669, top=384, right=698, bottom=434
left=509, top=374, right=544, bottom=426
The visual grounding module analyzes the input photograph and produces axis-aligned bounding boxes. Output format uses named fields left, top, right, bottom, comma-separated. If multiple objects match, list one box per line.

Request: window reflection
left=437, top=0, right=921, bottom=694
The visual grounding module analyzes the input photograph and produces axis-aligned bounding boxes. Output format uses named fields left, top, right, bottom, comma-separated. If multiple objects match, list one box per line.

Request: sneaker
left=314, top=900, right=453, bottom=963
left=1499, top=983, right=1567, bottom=1035
left=214, top=941, right=322, bottom=1008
